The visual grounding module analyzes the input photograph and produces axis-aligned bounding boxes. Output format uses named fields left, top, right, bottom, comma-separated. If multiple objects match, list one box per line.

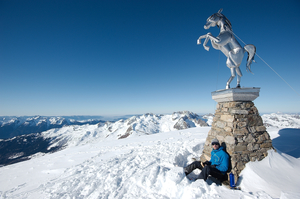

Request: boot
left=184, top=161, right=203, bottom=176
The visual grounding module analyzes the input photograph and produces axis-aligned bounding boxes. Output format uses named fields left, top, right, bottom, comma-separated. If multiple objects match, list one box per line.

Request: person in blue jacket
left=184, top=138, right=229, bottom=181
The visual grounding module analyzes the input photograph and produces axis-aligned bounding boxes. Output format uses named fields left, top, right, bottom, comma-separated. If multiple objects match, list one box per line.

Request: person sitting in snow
left=184, top=138, right=229, bottom=182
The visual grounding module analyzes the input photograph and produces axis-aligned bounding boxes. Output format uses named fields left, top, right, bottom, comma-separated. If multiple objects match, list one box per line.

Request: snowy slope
left=239, top=150, right=300, bottom=198
left=1, top=126, right=300, bottom=199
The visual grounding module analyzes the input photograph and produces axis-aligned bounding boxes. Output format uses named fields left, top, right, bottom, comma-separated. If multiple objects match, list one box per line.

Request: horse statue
left=197, top=9, right=256, bottom=89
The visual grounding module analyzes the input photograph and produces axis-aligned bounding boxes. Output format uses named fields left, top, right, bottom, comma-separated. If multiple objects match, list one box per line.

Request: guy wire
left=232, top=31, right=300, bottom=97
left=216, top=51, right=220, bottom=90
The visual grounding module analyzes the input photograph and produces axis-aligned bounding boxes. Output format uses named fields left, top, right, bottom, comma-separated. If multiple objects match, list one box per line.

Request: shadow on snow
left=272, top=128, right=300, bottom=158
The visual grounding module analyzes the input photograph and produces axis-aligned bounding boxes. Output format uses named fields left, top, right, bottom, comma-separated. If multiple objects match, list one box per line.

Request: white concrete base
left=211, top=87, right=260, bottom=102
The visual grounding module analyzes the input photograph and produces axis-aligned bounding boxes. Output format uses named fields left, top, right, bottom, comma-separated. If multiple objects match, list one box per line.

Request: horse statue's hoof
left=236, top=84, right=241, bottom=88
left=204, top=46, right=210, bottom=51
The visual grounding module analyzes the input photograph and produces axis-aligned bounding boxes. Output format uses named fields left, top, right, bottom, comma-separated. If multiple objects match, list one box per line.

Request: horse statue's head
left=204, top=8, right=232, bottom=30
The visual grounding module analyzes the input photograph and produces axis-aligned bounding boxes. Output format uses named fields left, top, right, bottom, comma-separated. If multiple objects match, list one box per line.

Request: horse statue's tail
left=244, top=44, right=256, bottom=74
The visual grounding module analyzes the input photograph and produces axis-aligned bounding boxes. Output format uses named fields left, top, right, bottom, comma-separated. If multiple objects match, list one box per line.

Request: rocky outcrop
left=174, top=118, right=190, bottom=130
left=118, top=126, right=133, bottom=139
left=200, top=101, right=273, bottom=183
left=195, top=119, right=209, bottom=126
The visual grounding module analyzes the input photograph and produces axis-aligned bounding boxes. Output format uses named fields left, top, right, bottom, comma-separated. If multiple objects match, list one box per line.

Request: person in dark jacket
left=184, top=138, right=229, bottom=181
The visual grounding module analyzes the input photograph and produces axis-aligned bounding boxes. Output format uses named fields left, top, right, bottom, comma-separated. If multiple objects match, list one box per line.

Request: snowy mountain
left=0, top=116, right=107, bottom=139
left=0, top=111, right=209, bottom=166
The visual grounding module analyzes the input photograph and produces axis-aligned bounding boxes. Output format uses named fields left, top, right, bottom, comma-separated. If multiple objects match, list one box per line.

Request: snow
left=239, top=150, right=300, bottom=198
left=1, top=124, right=300, bottom=199
left=8, top=152, right=24, bottom=160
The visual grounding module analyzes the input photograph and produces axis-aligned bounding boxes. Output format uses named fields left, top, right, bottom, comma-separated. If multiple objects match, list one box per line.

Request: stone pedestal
left=200, top=88, right=273, bottom=183
left=211, top=87, right=260, bottom=102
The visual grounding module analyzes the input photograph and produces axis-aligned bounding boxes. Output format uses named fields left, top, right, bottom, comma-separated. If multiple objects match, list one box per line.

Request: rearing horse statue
left=197, top=9, right=256, bottom=89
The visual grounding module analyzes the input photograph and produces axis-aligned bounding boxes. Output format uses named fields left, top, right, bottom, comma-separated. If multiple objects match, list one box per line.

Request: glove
left=203, top=161, right=211, bottom=166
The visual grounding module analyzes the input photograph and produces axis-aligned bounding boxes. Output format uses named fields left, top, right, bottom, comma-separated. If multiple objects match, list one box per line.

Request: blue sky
left=1, top=0, right=300, bottom=116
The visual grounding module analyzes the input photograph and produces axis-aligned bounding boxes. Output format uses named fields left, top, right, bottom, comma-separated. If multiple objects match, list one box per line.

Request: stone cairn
left=200, top=88, right=273, bottom=183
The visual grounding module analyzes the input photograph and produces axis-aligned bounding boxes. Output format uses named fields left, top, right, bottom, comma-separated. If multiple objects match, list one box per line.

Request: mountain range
left=0, top=115, right=106, bottom=139
left=0, top=111, right=209, bottom=166
left=0, top=111, right=299, bottom=166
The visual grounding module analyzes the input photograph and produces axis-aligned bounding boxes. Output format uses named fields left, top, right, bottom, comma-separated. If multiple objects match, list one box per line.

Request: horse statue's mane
left=208, top=10, right=232, bottom=30
left=219, top=14, right=232, bottom=30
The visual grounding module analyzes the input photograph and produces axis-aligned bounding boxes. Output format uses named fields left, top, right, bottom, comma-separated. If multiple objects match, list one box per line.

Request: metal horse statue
left=197, top=9, right=256, bottom=89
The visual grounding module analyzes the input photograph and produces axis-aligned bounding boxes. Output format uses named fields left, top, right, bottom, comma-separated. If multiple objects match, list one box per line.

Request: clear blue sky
left=1, top=0, right=300, bottom=116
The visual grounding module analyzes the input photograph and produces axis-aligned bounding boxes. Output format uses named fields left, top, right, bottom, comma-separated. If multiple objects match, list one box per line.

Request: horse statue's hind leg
left=235, top=67, right=242, bottom=88
left=226, top=67, right=243, bottom=89
left=226, top=68, right=235, bottom=89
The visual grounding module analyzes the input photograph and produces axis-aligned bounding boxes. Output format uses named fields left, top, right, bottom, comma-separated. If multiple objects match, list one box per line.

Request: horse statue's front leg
left=197, top=33, right=211, bottom=51
left=197, top=34, right=207, bottom=45
left=203, top=36, right=211, bottom=51
left=197, top=33, right=218, bottom=51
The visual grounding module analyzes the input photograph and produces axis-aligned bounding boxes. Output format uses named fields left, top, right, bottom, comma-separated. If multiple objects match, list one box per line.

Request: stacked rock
left=200, top=89, right=273, bottom=183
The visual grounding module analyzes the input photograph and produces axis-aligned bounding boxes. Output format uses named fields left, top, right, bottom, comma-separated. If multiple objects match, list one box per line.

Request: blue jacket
left=209, top=146, right=229, bottom=174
